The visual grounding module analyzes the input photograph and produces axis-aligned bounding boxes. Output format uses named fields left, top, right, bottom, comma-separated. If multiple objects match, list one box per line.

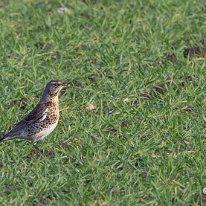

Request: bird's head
left=41, top=80, right=68, bottom=103
left=46, top=80, right=67, bottom=95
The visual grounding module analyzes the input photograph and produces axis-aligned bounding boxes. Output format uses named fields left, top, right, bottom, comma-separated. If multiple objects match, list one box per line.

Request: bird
left=0, top=80, right=67, bottom=151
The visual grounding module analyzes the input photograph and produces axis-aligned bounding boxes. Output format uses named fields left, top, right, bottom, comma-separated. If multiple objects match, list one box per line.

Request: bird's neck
left=50, top=95, right=59, bottom=104
left=40, top=93, right=59, bottom=105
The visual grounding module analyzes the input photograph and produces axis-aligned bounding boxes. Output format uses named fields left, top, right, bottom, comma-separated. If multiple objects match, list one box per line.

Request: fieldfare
left=0, top=80, right=67, bottom=150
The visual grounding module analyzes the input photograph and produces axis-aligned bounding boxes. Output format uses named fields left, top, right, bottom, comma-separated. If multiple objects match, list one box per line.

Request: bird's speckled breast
left=45, top=102, right=59, bottom=124
left=26, top=102, right=59, bottom=141
left=33, top=122, right=58, bottom=142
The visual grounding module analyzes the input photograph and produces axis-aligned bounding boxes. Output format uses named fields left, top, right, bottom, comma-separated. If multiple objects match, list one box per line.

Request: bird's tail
left=0, top=130, right=19, bottom=142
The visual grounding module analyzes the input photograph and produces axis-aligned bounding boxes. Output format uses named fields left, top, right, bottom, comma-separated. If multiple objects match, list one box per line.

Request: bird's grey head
left=40, top=80, right=67, bottom=103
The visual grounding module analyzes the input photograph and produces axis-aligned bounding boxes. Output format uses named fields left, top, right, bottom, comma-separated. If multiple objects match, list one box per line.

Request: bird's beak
left=61, top=82, right=68, bottom=89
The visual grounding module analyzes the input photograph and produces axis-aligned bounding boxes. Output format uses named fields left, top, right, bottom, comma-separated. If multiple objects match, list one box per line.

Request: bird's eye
left=54, top=83, right=62, bottom=87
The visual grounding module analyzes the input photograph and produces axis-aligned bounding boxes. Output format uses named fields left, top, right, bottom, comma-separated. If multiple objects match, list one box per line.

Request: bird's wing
left=14, top=103, right=49, bottom=128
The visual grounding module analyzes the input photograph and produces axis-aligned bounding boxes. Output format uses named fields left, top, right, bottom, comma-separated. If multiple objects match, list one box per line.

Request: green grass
left=0, top=0, right=206, bottom=205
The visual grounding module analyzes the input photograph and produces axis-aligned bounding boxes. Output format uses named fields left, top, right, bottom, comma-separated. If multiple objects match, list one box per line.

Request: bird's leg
left=33, top=142, right=43, bottom=155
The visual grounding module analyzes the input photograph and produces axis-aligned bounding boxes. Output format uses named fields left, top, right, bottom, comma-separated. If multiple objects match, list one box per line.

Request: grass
left=0, top=0, right=206, bottom=205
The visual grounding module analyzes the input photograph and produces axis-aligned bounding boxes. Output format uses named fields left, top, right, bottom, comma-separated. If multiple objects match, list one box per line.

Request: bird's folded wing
left=14, top=103, right=48, bottom=128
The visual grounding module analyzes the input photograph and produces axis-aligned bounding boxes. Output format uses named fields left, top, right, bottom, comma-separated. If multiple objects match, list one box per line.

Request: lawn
left=0, top=0, right=206, bottom=205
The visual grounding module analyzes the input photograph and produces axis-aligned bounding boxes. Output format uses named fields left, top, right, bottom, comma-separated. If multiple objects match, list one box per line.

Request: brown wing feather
left=14, top=103, right=48, bottom=128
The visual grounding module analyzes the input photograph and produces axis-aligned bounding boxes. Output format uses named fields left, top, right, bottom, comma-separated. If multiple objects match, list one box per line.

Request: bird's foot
left=32, top=144, right=43, bottom=156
